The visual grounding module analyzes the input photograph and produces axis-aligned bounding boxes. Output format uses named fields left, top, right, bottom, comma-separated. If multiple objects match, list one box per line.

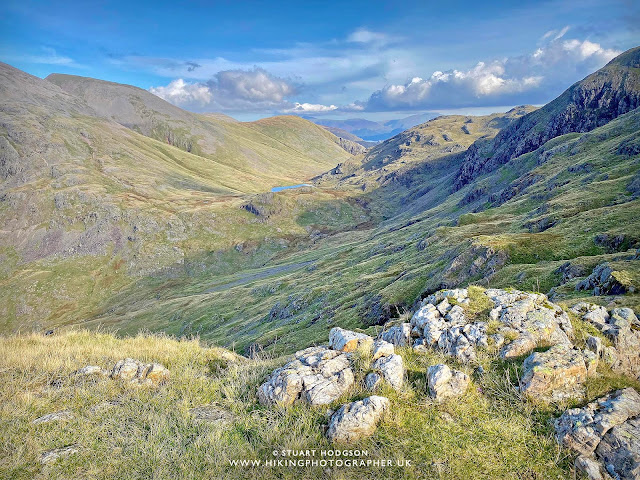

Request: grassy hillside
left=67, top=107, right=640, bottom=357
left=0, top=63, right=362, bottom=332
left=4, top=327, right=637, bottom=479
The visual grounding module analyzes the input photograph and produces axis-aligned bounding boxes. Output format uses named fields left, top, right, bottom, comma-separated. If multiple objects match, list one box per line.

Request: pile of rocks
left=555, top=388, right=640, bottom=480
left=258, top=327, right=407, bottom=442
left=77, top=358, right=170, bottom=386
left=571, top=303, right=640, bottom=379
left=257, top=346, right=355, bottom=407
left=404, top=288, right=574, bottom=365
left=366, top=340, right=404, bottom=391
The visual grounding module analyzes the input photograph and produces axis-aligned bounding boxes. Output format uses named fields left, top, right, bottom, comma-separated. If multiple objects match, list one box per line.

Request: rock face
left=372, top=353, right=404, bottom=391
left=257, top=346, right=354, bottom=406
left=326, top=396, right=389, bottom=443
left=572, top=303, right=640, bottom=379
left=596, top=416, right=640, bottom=480
left=555, top=388, right=640, bottom=480
left=454, top=46, right=640, bottom=190
left=364, top=372, right=382, bottom=391
left=427, top=364, right=470, bottom=401
left=329, top=327, right=373, bottom=353
left=408, top=288, right=572, bottom=363
left=520, top=344, right=596, bottom=403
left=576, top=263, right=631, bottom=295
left=111, top=358, right=170, bottom=386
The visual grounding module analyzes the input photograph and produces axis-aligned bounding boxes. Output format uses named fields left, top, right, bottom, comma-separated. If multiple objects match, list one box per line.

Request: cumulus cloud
left=149, top=67, right=297, bottom=112
left=361, top=36, right=621, bottom=111
left=283, top=102, right=338, bottom=113
left=149, top=79, right=212, bottom=107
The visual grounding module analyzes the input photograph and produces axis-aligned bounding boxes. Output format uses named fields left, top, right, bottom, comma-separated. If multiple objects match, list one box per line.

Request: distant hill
left=308, top=112, right=438, bottom=141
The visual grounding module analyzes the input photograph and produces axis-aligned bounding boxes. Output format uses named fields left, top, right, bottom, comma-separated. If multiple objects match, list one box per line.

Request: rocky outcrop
left=454, top=46, right=640, bottom=190
left=576, top=263, right=632, bottom=295
left=520, top=345, right=597, bottom=403
left=572, top=303, right=640, bottom=379
left=257, top=346, right=354, bottom=406
left=555, top=388, right=640, bottom=479
left=110, top=358, right=170, bottom=386
left=326, top=396, right=389, bottom=443
left=329, top=327, right=373, bottom=353
left=408, top=288, right=573, bottom=363
left=427, top=364, right=470, bottom=401
left=595, top=416, right=640, bottom=480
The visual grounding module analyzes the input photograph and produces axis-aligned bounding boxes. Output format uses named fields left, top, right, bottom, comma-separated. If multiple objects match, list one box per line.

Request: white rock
left=371, top=340, right=394, bottom=361
left=329, top=327, right=373, bottom=353
left=326, top=396, right=389, bottom=443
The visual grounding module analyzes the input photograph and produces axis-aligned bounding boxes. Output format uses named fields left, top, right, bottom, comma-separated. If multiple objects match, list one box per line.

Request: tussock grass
left=0, top=329, right=603, bottom=480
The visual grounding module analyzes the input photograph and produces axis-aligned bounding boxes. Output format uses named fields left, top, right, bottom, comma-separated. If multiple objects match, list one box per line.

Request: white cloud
left=362, top=36, right=620, bottom=111
left=149, top=67, right=297, bottom=112
left=284, top=102, right=338, bottom=113
left=149, top=79, right=212, bottom=107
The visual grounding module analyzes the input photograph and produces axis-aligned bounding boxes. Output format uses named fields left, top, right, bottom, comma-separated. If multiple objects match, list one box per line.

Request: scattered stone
left=111, top=358, right=169, bottom=386
left=189, top=405, right=236, bottom=425
left=329, top=327, right=373, bottom=353
left=33, top=410, right=73, bottom=425
left=257, top=346, right=354, bottom=407
left=39, top=445, right=79, bottom=464
left=555, top=388, right=640, bottom=456
left=326, top=396, right=389, bottom=443
left=365, top=372, right=382, bottom=391
left=378, top=323, right=412, bottom=347
left=520, top=345, right=595, bottom=403
left=427, top=364, right=470, bottom=401
left=372, top=353, right=404, bottom=390
left=371, top=340, right=394, bottom=361
left=403, top=288, right=573, bottom=363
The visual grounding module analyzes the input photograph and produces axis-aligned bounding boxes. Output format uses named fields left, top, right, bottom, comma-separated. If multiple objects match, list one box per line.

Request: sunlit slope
left=46, top=74, right=353, bottom=184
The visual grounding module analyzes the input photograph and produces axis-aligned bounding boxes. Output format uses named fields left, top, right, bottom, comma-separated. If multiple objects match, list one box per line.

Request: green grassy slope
left=66, top=108, right=640, bottom=356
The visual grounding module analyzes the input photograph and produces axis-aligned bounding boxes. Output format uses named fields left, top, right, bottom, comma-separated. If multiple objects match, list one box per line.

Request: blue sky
left=1, top=0, right=638, bottom=120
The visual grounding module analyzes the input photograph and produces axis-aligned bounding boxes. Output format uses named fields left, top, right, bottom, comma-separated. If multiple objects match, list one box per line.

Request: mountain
left=0, top=63, right=363, bottom=331
left=46, top=73, right=355, bottom=186
left=318, top=126, right=377, bottom=148
left=1, top=47, right=639, bottom=357
left=455, top=46, right=640, bottom=190
left=309, top=112, right=438, bottom=141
